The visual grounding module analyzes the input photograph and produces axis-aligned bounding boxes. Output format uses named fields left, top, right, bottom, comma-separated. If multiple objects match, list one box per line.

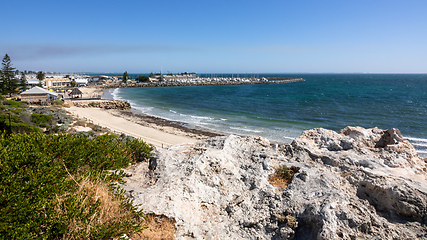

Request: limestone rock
left=121, top=127, right=427, bottom=239
left=73, top=100, right=131, bottom=110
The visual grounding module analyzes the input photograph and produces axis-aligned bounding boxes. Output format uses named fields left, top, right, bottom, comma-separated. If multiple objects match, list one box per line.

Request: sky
left=1, top=0, right=426, bottom=73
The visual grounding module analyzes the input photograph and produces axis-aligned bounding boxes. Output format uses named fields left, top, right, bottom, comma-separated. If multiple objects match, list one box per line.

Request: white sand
left=68, top=107, right=198, bottom=148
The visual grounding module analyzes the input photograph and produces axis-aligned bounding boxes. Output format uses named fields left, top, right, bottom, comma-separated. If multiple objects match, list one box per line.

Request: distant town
left=1, top=51, right=302, bottom=104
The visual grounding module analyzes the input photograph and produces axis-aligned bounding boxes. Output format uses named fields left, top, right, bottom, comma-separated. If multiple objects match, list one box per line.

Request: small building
left=69, top=88, right=83, bottom=98
left=27, top=79, right=43, bottom=88
left=74, top=78, right=88, bottom=87
left=44, top=76, right=71, bottom=88
left=20, top=86, right=58, bottom=103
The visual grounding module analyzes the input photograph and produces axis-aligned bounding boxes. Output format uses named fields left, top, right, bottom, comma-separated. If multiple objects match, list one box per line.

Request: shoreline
left=68, top=107, right=201, bottom=147
left=72, top=86, right=427, bottom=158
left=67, top=87, right=224, bottom=147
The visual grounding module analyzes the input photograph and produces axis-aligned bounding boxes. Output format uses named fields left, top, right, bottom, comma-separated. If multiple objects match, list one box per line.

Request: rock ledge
left=122, top=127, right=427, bottom=239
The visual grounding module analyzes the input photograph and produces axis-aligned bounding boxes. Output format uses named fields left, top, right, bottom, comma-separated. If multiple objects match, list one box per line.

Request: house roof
left=20, top=86, right=58, bottom=96
left=70, top=88, right=83, bottom=95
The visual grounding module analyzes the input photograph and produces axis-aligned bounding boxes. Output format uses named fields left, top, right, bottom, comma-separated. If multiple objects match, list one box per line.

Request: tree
left=36, top=71, right=45, bottom=87
left=20, top=72, right=28, bottom=91
left=0, top=54, right=19, bottom=96
left=122, top=71, right=129, bottom=83
left=70, top=80, right=77, bottom=87
left=149, top=72, right=154, bottom=77
left=136, top=75, right=150, bottom=83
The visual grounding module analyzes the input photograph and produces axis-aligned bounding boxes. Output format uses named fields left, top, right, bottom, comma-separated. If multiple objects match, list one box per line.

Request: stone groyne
left=98, top=78, right=304, bottom=89
left=71, top=100, right=131, bottom=110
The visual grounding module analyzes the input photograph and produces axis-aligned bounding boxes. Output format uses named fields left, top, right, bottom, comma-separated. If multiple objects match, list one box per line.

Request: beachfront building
left=44, top=76, right=71, bottom=88
left=20, top=86, right=58, bottom=103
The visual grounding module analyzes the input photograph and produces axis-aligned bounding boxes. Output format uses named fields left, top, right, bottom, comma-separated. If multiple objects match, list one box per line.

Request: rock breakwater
left=101, top=78, right=304, bottom=89
left=122, top=127, right=427, bottom=239
left=72, top=100, right=131, bottom=110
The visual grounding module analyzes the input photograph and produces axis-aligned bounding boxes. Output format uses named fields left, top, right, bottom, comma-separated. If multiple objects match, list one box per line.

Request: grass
left=55, top=175, right=145, bottom=239
left=269, top=165, right=299, bottom=189
left=131, top=214, right=177, bottom=240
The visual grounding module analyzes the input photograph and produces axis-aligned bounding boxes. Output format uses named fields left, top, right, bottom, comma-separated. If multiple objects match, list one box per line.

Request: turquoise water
left=109, top=74, right=427, bottom=157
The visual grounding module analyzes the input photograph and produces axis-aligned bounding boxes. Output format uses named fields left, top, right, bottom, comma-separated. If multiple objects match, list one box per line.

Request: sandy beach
left=67, top=86, right=222, bottom=147
left=68, top=106, right=199, bottom=147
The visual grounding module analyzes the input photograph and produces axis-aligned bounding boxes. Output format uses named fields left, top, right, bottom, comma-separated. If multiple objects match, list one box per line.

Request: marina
left=99, top=77, right=305, bottom=88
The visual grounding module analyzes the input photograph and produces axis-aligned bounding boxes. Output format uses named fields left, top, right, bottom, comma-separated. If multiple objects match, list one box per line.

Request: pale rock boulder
left=122, top=127, right=427, bottom=239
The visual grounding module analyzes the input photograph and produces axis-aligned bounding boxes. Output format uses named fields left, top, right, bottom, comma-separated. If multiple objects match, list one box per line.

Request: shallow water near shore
left=108, top=73, right=427, bottom=158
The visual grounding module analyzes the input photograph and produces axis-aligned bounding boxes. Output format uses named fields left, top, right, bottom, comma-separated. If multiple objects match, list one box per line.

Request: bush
left=5, top=99, right=26, bottom=108
left=52, top=100, right=64, bottom=106
left=136, top=75, right=150, bottom=82
left=269, top=165, right=299, bottom=189
left=11, top=122, right=42, bottom=133
left=0, top=132, right=153, bottom=239
left=0, top=111, right=41, bottom=134
left=31, top=113, right=53, bottom=126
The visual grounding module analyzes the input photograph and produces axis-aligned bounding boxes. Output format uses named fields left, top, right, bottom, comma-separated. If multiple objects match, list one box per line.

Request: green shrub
left=276, top=165, right=299, bottom=181
left=11, top=122, right=42, bottom=133
left=52, top=100, right=64, bottom=106
left=10, top=108, right=23, bottom=114
left=5, top=99, right=26, bottom=108
left=0, top=111, right=41, bottom=134
left=0, top=132, right=152, bottom=239
left=31, top=114, right=53, bottom=126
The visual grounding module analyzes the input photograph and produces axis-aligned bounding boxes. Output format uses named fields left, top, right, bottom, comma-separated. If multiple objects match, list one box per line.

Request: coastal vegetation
left=0, top=132, right=152, bottom=239
left=136, top=75, right=150, bottom=82
left=0, top=99, right=154, bottom=238
left=0, top=98, right=71, bottom=134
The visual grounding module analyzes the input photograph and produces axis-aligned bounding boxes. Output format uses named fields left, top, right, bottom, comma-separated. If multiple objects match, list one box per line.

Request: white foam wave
left=111, top=88, right=121, bottom=100
left=406, top=136, right=427, bottom=143
left=229, top=126, right=262, bottom=133
left=189, top=115, right=214, bottom=120
left=132, top=105, right=154, bottom=113
left=416, top=150, right=427, bottom=154
left=282, top=136, right=296, bottom=141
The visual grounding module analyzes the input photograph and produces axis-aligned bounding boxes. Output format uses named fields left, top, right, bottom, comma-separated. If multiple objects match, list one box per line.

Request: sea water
left=109, top=74, right=427, bottom=157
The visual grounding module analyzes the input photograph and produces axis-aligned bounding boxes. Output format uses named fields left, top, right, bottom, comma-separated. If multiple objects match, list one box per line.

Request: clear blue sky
left=1, top=0, right=426, bottom=73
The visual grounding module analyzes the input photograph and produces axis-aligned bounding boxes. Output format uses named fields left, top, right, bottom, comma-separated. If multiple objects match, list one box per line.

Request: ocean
left=108, top=73, right=427, bottom=158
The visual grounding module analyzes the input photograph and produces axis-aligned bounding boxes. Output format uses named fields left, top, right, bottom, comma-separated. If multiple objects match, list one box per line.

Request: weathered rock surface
left=72, top=100, right=131, bottom=110
left=122, top=127, right=427, bottom=239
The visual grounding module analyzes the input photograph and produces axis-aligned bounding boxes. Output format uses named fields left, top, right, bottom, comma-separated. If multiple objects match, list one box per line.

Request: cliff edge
left=122, top=126, right=427, bottom=239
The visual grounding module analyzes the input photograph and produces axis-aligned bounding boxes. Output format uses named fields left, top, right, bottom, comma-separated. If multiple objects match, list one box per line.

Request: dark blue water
left=110, top=74, right=427, bottom=157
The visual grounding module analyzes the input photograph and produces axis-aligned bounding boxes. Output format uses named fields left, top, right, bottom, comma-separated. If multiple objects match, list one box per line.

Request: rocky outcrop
left=72, top=100, right=131, bottom=110
left=121, top=127, right=427, bottom=239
